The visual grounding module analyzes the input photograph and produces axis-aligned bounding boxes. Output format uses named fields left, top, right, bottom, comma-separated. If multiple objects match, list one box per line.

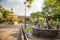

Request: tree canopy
left=26, top=0, right=33, bottom=8
left=31, top=11, right=43, bottom=18
left=43, top=0, right=60, bottom=21
left=30, top=11, right=44, bottom=24
left=0, top=5, right=13, bottom=23
left=2, top=10, right=10, bottom=18
left=43, top=0, right=60, bottom=13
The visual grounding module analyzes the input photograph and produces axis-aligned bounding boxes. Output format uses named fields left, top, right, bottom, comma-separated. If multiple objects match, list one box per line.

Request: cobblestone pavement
left=0, top=25, right=31, bottom=40
left=0, top=26, right=18, bottom=40
left=0, top=25, right=60, bottom=40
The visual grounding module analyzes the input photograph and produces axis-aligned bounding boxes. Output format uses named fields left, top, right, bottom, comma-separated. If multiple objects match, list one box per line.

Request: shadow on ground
left=10, top=33, right=18, bottom=38
left=10, top=31, right=22, bottom=40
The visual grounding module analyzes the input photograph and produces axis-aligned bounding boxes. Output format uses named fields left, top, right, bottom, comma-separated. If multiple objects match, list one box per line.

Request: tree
left=2, top=10, right=10, bottom=18
left=0, top=8, right=5, bottom=13
left=30, top=11, right=43, bottom=24
left=0, top=15, right=4, bottom=23
left=42, top=0, right=60, bottom=29
left=0, top=5, right=11, bottom=18
left=25, top=17, right=30, bottom=23
left=43, top=0, right=60, bottom=14
left=43, top=0, right=60, bottom=21
left=18, top=18, right=23, bottom=23
left=51, top=13, right=60, bottom=21
left=0, top=5, right=5, bottom=13
left=26, top=0, right=33, bottom=8
left=31, top=11, right=43, bottom=19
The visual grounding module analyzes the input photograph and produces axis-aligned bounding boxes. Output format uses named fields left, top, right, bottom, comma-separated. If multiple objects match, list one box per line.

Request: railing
left=22, top=27, right=27, bottom=40
left=19, top=26, right=27, bottom=40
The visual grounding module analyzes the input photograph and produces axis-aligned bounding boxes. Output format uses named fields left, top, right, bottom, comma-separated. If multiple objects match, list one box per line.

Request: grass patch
left=23, top=26, right=32, bottom=31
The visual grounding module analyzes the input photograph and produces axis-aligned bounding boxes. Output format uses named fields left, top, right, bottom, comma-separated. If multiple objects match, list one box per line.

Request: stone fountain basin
left=32, top=26, right=58, bottom=38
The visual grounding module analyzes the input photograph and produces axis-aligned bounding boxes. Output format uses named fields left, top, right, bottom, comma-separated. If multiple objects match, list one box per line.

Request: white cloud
left=15, top=0, right=44, bottom=16
left=7, top=0, right=23, bottom=3
left=7, top=0, right=12, bottom=2
left=32, top=0, right=44, bottom=11
left=26, top=0, right=44, bottom=16
left=7, top=0, right=19, bottom=2
left=2, top=0, right=44, bottom=16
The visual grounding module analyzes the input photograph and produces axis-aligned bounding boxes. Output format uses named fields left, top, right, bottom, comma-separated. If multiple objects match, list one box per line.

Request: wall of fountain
left=32, top=25, right=59, bottom=38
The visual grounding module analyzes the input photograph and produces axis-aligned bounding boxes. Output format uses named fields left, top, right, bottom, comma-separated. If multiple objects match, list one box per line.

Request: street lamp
left=23, top=0, right=26, bottom=28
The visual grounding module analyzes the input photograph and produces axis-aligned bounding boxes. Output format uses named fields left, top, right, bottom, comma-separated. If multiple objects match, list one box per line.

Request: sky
left=0, top=0, right=44, bottom=16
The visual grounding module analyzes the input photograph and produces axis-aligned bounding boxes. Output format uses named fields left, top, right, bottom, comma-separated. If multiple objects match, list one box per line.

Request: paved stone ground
left=0, top=27, right=18, bottom=40
left=0, top=25, right=31, bottom=40
left=0, top=25, right=60, bottom=40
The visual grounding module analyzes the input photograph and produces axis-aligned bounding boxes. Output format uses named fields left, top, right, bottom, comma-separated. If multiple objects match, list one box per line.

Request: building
left=7, top=14, right=18, bottom=25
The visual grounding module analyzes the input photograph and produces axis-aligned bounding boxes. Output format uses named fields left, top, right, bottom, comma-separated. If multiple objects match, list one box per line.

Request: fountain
left=31, top=14, right=59, bottom=38
left=25, top=14, right=60, bottom=40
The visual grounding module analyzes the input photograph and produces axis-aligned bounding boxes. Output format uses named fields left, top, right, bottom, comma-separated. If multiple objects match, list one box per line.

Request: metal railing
left=18, top=26, right=27, bottom=40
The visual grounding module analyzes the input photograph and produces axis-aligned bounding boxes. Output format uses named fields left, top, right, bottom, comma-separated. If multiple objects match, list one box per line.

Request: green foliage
left=0, top=16, right=4, bottom=23
left=52, top=13, right=60, bottom=21
left=34, top=19, right=45, bottom=25
left=30, top=11, right=44, bottom=24
left=26, top=17, right=30, bottom=21
left=27, top=0, right=33, bottom=4
left=54, top=6, right=60, bottom=13
left=0, top=5, right=5, bottom=13
left=0, top=8, right=5, bottom=13
left=31, top=11, right=43, bottom=18
left=26, top=0, right=33, bottom=8
left=18, top=17, right=31, bottom=23
left=44, top=0, right=56, bottom=6
left=0, top=5, right=13, bottom=23
left=18, top=18, right=23, bottom=23
left=27, top=4, right=31, bottom=8
left=2, top=10, right=10, bottom=18
left=0, top=5, right=11, bottom=18
left=50, top=13, right=55, bottom=16
left=40, top=20, right=45, bottom=24
left=43, top=0, right=60, bottom=21
left=34, top=19, right=39, bottom=24
left=24, top=26, right=32, bottom=31
left=30, top=18, right=34, bottom=24
left=43, top=0, right=60, bottom=14
left=26, top=17, right=31, bottom=23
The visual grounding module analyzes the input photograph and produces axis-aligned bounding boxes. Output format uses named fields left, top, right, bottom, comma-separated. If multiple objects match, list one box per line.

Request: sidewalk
left=0, top=25, right=31, bottom=40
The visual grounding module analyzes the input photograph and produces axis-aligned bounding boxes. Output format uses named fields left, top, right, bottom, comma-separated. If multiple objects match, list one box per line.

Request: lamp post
left=23, top=0, right=26, bottom=28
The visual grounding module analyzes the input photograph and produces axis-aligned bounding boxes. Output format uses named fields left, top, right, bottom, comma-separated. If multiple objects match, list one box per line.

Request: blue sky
left=0, top=0, right=44, bottom=16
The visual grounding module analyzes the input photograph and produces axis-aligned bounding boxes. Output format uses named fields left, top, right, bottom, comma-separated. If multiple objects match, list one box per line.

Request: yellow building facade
left=7, top=14, right=18, bottom=25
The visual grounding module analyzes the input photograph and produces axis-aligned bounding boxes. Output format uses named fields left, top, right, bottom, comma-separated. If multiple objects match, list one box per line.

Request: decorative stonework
left=32, top=27, right=58, bottom=38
